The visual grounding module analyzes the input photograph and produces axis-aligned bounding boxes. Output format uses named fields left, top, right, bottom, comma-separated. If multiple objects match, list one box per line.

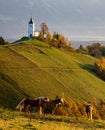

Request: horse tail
left=16, top=98, right=25, bottom=110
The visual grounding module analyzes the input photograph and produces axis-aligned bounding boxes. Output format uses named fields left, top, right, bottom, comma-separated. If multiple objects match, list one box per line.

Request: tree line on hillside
left=34, top=22, right=75, bottom=52
left=36, top=23, right=105, bottom=58
left=0, top=36, right=9, bottom=45
left=77, top=43, right=105, bottom=57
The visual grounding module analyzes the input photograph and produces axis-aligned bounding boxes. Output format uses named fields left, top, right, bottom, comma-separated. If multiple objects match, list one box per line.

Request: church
left=28, top=17, right=40, bottom=39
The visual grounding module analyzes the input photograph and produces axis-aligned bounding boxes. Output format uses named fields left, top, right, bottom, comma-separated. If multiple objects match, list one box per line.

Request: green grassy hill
left=0, top=39, right=105, bottom=109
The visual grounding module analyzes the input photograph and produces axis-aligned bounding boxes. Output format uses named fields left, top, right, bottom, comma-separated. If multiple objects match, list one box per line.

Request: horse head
left=51, top=97, right=64, bottom=106
left=57, top=98, right=64, bottom=105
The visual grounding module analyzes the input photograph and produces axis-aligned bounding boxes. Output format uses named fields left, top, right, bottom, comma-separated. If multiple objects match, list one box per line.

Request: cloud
left=69, top=34, right=105, bottom=41
left=0, top=15, right=16, bottom=22
left=91, top=0, right=100, bottom=3
left=24, top=0, right=35, bottom=8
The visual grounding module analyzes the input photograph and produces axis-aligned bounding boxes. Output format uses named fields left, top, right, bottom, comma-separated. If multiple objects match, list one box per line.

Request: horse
left=86, top=104, right=93, bottom=120
left=16, top=97, right=49, bottom=114
left=41, top=97, right=64, bottom=114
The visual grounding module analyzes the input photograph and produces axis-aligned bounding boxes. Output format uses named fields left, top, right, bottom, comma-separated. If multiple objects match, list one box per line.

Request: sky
left=0, top=0, right=105, bottom=41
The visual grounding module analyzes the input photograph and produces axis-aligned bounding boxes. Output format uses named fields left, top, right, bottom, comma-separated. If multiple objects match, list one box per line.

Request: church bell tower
left=28, top=17, right=35, bottom=39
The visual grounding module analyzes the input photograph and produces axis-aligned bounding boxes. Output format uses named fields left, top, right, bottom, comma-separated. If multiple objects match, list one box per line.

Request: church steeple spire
left=28, top=17, right=33, bottom=24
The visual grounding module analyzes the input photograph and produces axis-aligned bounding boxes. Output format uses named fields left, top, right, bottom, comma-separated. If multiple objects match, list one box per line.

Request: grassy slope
left=0, top=40, right=105, bottom=108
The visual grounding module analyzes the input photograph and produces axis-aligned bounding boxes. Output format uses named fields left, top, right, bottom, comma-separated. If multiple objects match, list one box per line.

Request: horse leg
left=52, top=106, right=57, bottom=115
left=24, top=105, right=30, bottom=116
left=42, top=107, right=44, bottom=114
left=87, top=112, right=89, bottom=119
left=20, top=106, right=23, bottom=112
left=52, top=109, right=54, bottom=115
left=90, top=111, right=92, bottom=120
left=88, top=112, right=92, bottom=121
left=38, top=106, right=42, bottom=115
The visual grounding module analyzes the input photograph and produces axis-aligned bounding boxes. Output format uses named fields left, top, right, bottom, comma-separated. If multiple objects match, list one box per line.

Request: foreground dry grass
left=0, top=117, right=80, bottom=130
left=0, top=111, right=105, bottom=130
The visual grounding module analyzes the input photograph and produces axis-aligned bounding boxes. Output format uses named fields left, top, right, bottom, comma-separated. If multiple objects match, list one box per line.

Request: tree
left=52, top=32, right=59, bottom=40
left=101, top=46, right=105, bottom=56
left=57, top=34, right=67, bottom=48
left=95, top=58, right=105, bottom=80
left=77, top=44, right=88, bottom=54
left=51, top=32, right=59, bottom=47
left=0, top=37, right=4, bottom=45
left=67, top=41, right=76, bottom=52
left=51, top=32, right=68, bottom=48
left=40, top=22, right=49, bottom=39
left=0, top=37, right=9, bottom=45
left=86, top=43, right=101, bottom=57
left=46, top=31, right=52, bottom=44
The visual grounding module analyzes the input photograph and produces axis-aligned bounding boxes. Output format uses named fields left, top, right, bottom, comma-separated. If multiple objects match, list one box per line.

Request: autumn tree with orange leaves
left=95, top=58, right=105, bottom=80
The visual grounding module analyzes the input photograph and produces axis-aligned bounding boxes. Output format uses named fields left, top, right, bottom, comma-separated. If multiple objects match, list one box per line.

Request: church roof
left=28, top=18, right=33, bottom=24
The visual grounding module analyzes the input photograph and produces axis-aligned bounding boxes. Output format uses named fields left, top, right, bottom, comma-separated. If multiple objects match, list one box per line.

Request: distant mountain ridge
left=72, top=41, right=105, bottom=48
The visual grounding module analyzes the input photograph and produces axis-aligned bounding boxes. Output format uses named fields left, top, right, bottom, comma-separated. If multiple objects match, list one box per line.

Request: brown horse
left=86, top=104, right=93, bottom=120
left=16, top=97, right=49, bottom=114
left=41, top=97, right=64, bottom=114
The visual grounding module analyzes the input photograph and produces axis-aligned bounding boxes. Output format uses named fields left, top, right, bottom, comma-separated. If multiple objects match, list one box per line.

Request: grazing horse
left=42, top=98, right=64, bottom=114
left=86, top=104, right=93, bottom=120
left=16, top=97, right=49, bottom=114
